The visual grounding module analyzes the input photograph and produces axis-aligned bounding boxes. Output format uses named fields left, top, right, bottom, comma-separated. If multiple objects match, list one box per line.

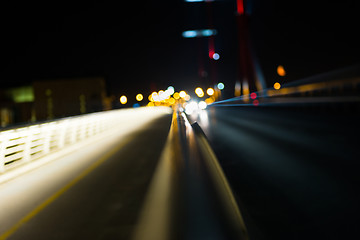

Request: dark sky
left=2, top=0, right=359, bottom=98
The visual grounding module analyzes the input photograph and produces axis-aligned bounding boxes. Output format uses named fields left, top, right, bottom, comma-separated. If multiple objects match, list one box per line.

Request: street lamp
left=273, top=82, right=281, bottom=90
left=136, top=94, right=143, bottom=101
left=120, top=95, right=127, bottom=105
left=206, top=87, right=215, bottom=96
left=277, top=65, right=286, bottom=76
left=217, top=82, right=224, bottom=90
left=195, top=87, right=205, bottom=98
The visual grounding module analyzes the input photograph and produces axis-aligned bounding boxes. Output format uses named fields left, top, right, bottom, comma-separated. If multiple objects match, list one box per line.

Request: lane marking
left=0, top=137, right=133, bottom=240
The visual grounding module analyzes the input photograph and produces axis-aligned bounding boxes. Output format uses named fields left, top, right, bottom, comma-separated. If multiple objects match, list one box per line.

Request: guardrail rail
left=0, top=109, right=145, bottom=174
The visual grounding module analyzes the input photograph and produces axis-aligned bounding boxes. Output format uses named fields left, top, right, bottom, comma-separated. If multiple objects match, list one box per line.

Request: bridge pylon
left=235, top=0, right=266, bottom=98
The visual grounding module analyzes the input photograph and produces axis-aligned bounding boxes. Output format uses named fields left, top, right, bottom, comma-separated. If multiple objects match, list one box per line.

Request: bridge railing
left=0, top=109, right=138, bottom=174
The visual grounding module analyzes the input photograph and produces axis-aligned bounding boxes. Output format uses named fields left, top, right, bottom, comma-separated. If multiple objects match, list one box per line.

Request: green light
left=8, top=86, right=34, bottom=103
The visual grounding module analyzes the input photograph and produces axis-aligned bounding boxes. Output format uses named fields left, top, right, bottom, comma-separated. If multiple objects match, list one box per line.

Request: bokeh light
left=206, top=88, right=215, bottom=96
left=195, top=87, right=204, bottom=98
left=212, top=53, right=220, bottom=60
left=120, top=95, right=127, bottom=104
left=136, top=94, right=143, bottom=101
left=217, top=82, right=224, bottom=90
left=274, top=82, right=281, bottom=90
left=179, top=91, right=187, bottom=98
left=198, top=101, right=207, bottom=110
left=277, top=65, right=286, bottom=76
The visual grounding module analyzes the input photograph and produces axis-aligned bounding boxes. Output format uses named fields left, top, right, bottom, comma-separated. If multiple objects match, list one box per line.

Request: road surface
left=0, top=107, right=172, bottom=240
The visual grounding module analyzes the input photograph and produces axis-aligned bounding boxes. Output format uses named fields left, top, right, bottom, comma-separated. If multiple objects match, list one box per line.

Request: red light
left=209, top=49, right=215, bottom=59
left=208, top=36, right=215, bottom=59
left=253, top=100, right=259, bottom=106
left=250, top=92, right=257, bottom=99
left=237, top=0, right=244, bottom=15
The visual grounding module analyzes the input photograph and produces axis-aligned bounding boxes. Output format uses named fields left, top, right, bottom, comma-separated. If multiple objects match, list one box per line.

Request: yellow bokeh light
left=195, top=87, right=204, bottom=98
left=120, top=95, right=127, bottom=104
left=184, top=94, right=191, bottom=101
left=277, top=65, right=286, bottom=76
left=136, top=93, right=143, bottom=101
left=168, top=97, right=176, bottom=105
left=173, top=92, right=180, bottom=100
left=274, top=82, right=281, bottom=90
left=147, top=102, right=155, bottom=107
left=152, top=92, right=160, bottom=102
left=205, top=97, right=215, bottom=104
left=179, top=91, right=186, bottom=98
left=206, top=88, right=215, bottom=96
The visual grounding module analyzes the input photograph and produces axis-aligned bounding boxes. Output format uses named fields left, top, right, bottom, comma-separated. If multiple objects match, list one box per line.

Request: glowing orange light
left=277, top=65, right=286, bottom=76
left=205, top=97, right=215, bottom=104
left=274, top=82, right=281, bottom=90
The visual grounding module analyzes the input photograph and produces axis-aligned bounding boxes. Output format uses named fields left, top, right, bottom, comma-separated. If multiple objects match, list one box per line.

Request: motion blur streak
left=189, top=105, right=360, bottom=240
left=0, top=135, right=135, bottom=240
left=132, top=111, right=182, bottom=240
left=0, top=107, right=172, bottom=239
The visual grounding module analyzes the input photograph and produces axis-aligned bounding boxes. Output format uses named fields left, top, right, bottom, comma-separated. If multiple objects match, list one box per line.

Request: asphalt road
left=189, top=104, right=360, bottom=240
left=1, top=103, right=359, bottom=240
left=0, top=108, right=172, bottom=240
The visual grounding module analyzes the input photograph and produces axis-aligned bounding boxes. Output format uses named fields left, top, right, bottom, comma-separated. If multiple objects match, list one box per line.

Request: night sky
left=3, top=0, right=359, bottom=99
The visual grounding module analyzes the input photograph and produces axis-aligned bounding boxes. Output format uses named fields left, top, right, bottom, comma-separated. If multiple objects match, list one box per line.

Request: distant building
left=33, top=77, right=109, bottom=121
left=0, top=86, right=35, bottom=127
left=0, top=77, right=111, bottom=127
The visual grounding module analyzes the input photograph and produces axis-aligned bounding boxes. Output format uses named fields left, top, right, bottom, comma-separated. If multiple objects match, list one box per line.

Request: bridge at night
left=1, top=0, right=359, bottom=239
left=1, top=68, right=359, bottom=239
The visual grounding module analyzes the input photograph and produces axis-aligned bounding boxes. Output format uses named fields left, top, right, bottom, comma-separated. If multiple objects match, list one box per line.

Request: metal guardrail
left=181, top=112, right=248, bottom=240
left=133, top=110, right=248, bottom=240
left=0, top=108, right=149, bottom=174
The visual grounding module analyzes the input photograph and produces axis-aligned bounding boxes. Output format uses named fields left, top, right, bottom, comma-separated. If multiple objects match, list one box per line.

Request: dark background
left=2, top=0, right=359, bottom=99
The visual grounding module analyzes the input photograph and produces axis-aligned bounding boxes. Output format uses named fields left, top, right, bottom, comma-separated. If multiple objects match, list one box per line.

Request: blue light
left=212, top=53, right=220, bottom=60
left=202, top=29, right=212, bottom=37
left=182, top=29, right=217, bottom=38
left=133, top=103, right=140, bottom=108
left=182, top=30, right=197, bottom=38
left=217, top=82, right=224, bottom=90
left=202, top=29, right=217, bottom=37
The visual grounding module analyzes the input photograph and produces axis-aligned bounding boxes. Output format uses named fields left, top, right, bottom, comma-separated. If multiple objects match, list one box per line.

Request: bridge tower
left=235, top=0, right=266, bottom=97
